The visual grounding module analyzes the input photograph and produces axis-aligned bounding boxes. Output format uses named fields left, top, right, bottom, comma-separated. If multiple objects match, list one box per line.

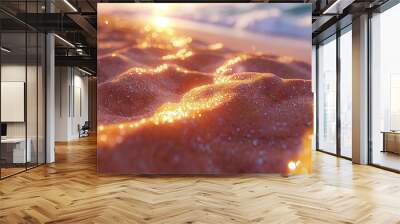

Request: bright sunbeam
left=154, top=16, right=170, bottom=28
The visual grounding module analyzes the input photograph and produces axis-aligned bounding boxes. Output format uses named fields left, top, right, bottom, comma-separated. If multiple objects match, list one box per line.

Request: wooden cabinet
left=382, top=132, right=400, bottom=154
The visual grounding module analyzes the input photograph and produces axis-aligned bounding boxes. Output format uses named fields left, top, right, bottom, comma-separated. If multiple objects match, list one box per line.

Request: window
left=370, top=3, right=400, bottom=171
left=339, top=27, right=352, bottom=158
left=317, top=35, right=337, bottom=154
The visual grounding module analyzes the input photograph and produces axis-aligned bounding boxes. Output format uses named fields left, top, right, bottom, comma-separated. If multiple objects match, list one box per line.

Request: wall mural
left=97, top=3, right=313, bottom=174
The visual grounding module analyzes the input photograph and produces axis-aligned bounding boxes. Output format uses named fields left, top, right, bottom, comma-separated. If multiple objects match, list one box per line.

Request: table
left=1, top=138, right=31, bottom=164
left=381, top=131, right=400, bottom=154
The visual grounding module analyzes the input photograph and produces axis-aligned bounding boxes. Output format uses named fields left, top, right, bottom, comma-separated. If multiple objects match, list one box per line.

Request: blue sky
left=100, top=3, right=312, bottom=40
left=168, top=4, right=311, bottom=39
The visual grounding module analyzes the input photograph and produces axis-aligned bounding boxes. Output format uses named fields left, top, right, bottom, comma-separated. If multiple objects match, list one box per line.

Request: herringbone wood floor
left=1, top=136, right=400, bottom=224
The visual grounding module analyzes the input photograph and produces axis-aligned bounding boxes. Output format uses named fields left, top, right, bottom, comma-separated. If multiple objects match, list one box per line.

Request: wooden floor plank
left=1, top=136, right=400, bottom=223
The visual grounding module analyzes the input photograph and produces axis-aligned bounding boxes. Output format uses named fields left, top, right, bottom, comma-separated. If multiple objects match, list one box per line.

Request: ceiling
left=0, top=0, right=393, bottom=74
left=311, top=0, right=390, bottom=43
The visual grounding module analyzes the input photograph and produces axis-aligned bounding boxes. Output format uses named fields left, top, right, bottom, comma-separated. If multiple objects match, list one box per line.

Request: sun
left=154, top=16, right=170, bottom=28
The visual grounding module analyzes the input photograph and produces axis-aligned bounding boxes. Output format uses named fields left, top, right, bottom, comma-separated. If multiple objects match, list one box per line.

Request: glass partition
left=0, top=1, right=46, bottom=179
left=1, top=30, right=28, bottom=177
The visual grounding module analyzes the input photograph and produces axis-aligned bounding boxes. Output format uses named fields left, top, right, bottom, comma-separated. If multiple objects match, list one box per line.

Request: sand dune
left=97, top=13, right=312, bottom=174
left=215, top=54, right=310, bottom=80
left=98, top=73, right=313, bottom=174
left=98, top=64, right=213, bottom=124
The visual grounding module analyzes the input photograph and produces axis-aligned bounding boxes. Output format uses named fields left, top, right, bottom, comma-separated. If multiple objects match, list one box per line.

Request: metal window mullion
left=44, top=32, right=47, bottom=165
left=73, top=68, right=75, bottom=118
left=336, top=29, right=341, bottom=157
left=25, top=1, right=28, bottom=171
left=68, top=68, right=71, bottom=118
left=316, top=44, right=320, bottom=151
left=367, top=11, right=373, bottom=165
left=36, top=0, right=39, bottom=167
left=0, top=23, right=2, bottom=179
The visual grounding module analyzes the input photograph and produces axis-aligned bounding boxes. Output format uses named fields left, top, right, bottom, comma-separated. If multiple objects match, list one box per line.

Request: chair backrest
left=82, top=121, right=90, bottom=129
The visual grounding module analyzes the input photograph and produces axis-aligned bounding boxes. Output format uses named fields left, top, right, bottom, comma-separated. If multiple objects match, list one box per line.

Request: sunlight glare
left=154, top=16, right=170, bottom=28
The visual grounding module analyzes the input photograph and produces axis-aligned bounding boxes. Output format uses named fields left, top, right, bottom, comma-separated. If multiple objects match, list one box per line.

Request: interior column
left=352, top=14, right=369, bottom=164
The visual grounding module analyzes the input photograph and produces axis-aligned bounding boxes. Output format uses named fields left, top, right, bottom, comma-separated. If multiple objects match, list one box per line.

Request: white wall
left=55, top=67, right=89, bottom=141
left=55, top=67, right=70, bottom=141
left=1, top=65, right=37, bottom=138
left=72, top=73, right=89, bottom=138
left=1, top=63, right=46, bottom=164
left=1, top=82, right=25, bottom=122
left=1, top=65, right=26, bottom=139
